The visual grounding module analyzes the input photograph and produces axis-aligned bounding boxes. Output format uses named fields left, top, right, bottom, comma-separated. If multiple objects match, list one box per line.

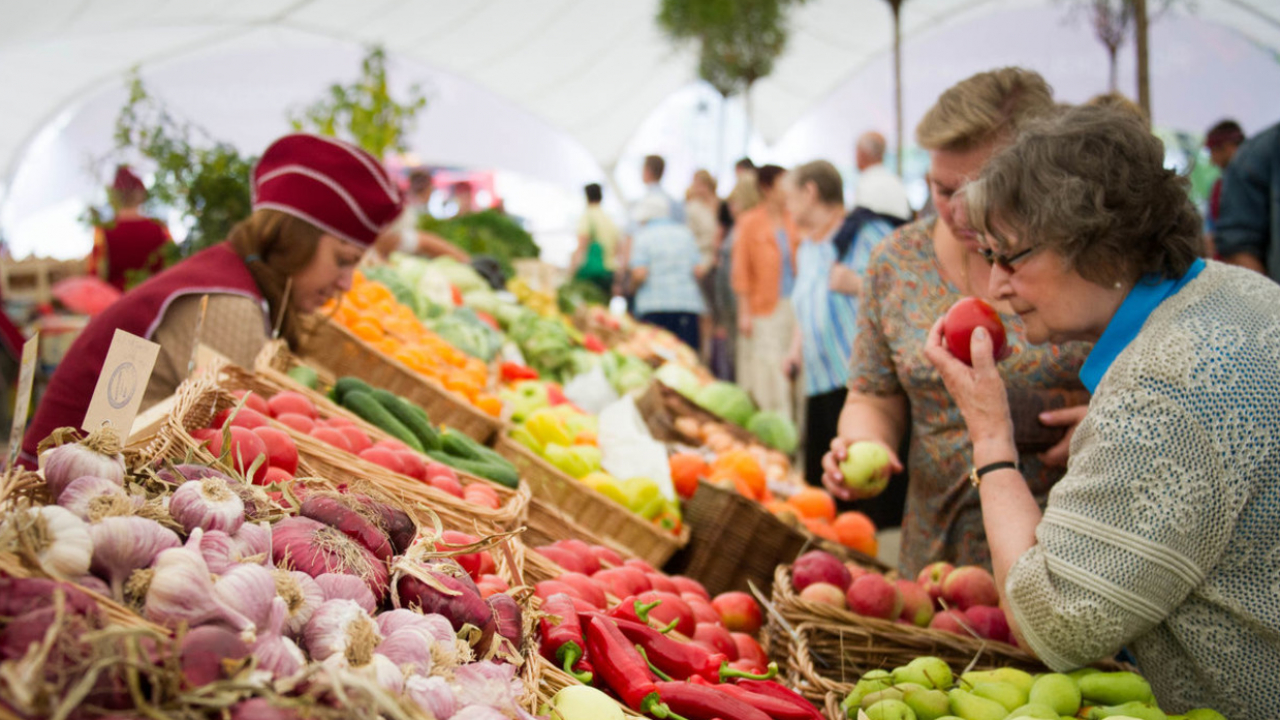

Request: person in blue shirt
left=926, top=104, right=1280, bottom=718
left=1216, top=120, right=1280, bottom=282
left=629, top=212, right=708, bottom=350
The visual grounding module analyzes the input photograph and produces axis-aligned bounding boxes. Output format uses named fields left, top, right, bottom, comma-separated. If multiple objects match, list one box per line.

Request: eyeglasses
left=978, top=245, right=1039, bottom=272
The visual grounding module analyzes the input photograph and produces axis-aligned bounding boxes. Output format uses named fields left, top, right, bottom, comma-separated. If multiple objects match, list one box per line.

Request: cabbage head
left=693, top=381, right=757, bottom=427
left=747, top=411, right=798, bottom=454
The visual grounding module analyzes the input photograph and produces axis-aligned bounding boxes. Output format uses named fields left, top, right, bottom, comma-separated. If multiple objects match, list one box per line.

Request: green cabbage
left=747, top=411, right=798, bottom=454
left=693, top=381, right=757, bottom=427
left=654, top=363, right=701, bottom=399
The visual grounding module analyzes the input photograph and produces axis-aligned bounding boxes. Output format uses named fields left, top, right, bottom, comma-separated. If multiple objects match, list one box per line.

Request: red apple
left=731, top=632, right=769, bottom=672
left=638, top=591, right=696, bottom=636
left=793, top=550, right=852, bottom=593
left=941, top=297, right=1010, bottom=366
left=711, top=591, right=763, bottom=635
left=846, top=574, right=902, bottom=620
left=916, top=561, right=954, bottom=603
left=683, top=594, right=721, bottom=624
left=693, top=623, right=738, bottom=659
left=928, top=609, right=969, bottom=635
left=941, top=566, right=999, bottom=610
left=963, top=605, right=1011, bottom=643
left=846, top=562, right=871, bottom=583
left=670, top=576, right=711, bottom=600
left=894, top=579, right=935, bottom=627
left=558, top=572, right=607, bottom=609
left=799, top=582, right=848, bottom=610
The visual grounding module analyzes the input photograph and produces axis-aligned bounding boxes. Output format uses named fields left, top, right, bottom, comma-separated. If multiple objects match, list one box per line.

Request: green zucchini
left=427, top=450, right=519, bottom=489
left=370, top=389, right=441, bottom=452
left=344, top=390, right=424, bottom=452
left=333, top=376, right=375, bottom=403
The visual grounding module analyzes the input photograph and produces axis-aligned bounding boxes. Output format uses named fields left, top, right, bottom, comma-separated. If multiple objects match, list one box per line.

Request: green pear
left=972, top=681, right=1029, bottom=712
left=1029, top=673, right=1082, bottom=715
left=1083, top=700, right=1167, bottom=720
left=961, top=667, right=1035, bottom=695
left=845, top=670, right=896, bottom=713
left=1006, top=704, right=1060, bottom=719
left=948, top=688, right=1010, bottom=720
left=894, top=656, right=955, bottom=690
left=862, top=687, right=908, bottom=710
left=866, top=699, right=919, bottom=720
left=903, top=686, right=952, bottom=720
left=1067, top=667, right=1101, bottom=682
left=1183, top=710, right=1227, bottom=720
left=1078, top=672, right=1155, bottom=706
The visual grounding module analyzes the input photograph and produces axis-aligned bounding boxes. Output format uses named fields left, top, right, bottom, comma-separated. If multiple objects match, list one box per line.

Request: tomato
left=275, top=413, right=316, bottom=434
left=232, top=390, right=271, bottom=416
left=358, top=447, right=405, bottom=475
left=395, top=450, right=428, bottom=481
left=207, top=426, right=269, bottom=484
left=252, top=426, right=299, bottom=475
left=436, top=531, right=482, bottom=580
left=337, top=426, right=373, bottom=454
left=462, top=482, right=501, bottom=509
left=375, top=438, right=411, bottom=452
left=323, top=415, right=355, bottom=429
left=213, top=407, right=269, bottom=430
left=310, top=427, right=353, bottom=453
left=941, top=297, right=1011, bottom=366
left=267, top=392, right=318, bottom=420
left=427, top=471, right=465, bottom=499
left=262, top=466, right=295, bottom=486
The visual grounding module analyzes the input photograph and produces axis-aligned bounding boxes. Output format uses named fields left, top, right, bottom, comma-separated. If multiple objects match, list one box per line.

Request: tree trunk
left=743, top=81, right=754, bottom=156
left=1107, top=44, right=1118, bottom=92
left=892, top=0, right=904, bottom=176
left=718, top=92, right=727, bottom=181
left=1134, top=0, right=1151, bottom=124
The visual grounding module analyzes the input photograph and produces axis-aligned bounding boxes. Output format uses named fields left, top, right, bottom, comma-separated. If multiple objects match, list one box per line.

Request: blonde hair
left=1084, top=91, right=1148, bottom=125
left=916, top=67, right=1055, bottom=152
left=692, top=169, right=717, bottom=195
left=727, top=177, right=761, bottom=214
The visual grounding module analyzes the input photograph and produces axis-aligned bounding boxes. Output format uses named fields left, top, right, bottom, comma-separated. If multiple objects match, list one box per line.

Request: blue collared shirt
left=1079, top=258, right=1207, bottom=392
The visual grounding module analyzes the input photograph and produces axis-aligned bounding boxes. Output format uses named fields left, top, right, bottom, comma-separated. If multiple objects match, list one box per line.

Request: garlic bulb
left=169, top=477, right=245, bottom=534
left=303, top=599, right=382, bottom=663
left=322, top=652, right=404, bottom=695
left=2, top=505, right=94, bottom=579
left=89, top=516, right=180, bottom=602
left=273, top=570, right=324, bottom=639
left=57, top=476, right=129, bottom=521
left=212, top=564, right=277, bottom=635
left=145, top=528, right=252, bottom=638
left=251, top=597, right=305, bottom=679
left=41, top=426, right=125, bottom=499
left=314, top=573, right=377, bottom=614
left=405, top=675, right=457, bottom=720
left=198, top=530, right=239, bottom=575
left=234, top=522, right=272, bottom=563
left=377, top=629, right=433, bottom=675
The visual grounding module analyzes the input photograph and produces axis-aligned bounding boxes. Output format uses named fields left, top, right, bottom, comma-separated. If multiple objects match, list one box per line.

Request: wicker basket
left=217, top=361, right=530, bottom=529
left=494, top=433, right=689, bottom=567
left=635, top=381, right=760, bottom=446
left=295, top=314, right=504, bottom=444
left=664, top=481, right=883, bottom=598
left=824, top=691, right=846, bottom=720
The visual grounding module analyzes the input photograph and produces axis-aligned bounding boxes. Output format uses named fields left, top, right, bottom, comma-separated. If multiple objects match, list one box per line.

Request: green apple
left=866, top=699, right=919, bottom=720
left=972, top=681, right=1028, bottom=712
left=840, top=441, right=892, bottom=497
left=893, top=656, right=954, bottom=690
left=1029, top=673, right=1081, bottom=715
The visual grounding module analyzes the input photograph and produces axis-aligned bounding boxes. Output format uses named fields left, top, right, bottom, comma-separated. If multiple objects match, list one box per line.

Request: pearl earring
left=1114, top=281, right=1123, bottom=290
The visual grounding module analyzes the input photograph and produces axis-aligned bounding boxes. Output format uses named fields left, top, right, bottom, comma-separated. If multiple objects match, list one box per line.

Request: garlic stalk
left=57, top=476, right=129, bottom=521
left=169, top=477, right=245, bottom=534
left=273, top=570, right=324, bottom=639
left=145, top=528, right=253, bottom=639
left=212, top=564, right=277, bottom=635
left=89, top=516, right=181, bottom=602
left=303, top=599, right=382, bottom=663
left=1, top=505, right=93, bottom=579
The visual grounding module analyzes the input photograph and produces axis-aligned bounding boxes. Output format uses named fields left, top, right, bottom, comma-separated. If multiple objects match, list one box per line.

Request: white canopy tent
left=2, top=0, right=1278, bottom=260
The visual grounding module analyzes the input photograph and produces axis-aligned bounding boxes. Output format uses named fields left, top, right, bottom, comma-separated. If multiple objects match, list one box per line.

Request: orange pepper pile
left=323, top=273, right=503, bottom=417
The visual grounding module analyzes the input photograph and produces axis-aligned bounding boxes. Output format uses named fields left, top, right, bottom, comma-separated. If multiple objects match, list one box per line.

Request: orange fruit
left=833, top=511, right=878, bottom=556
left=787, top=487, right=836, bottom=523
left=801, top=517, right=840, bottom=543
left=710, top=449, right=764, bottom=489
left=669, top=453, right=709, bottom=499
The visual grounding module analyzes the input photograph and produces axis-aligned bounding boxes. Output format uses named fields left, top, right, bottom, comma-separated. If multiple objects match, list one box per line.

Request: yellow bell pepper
left=582, top=473, right=630, bottom=507
left=526, top=408, right=573, bottom=448
left=619, top=477, right=661, bottom=514
left=544, top=443, right=592, bottom=478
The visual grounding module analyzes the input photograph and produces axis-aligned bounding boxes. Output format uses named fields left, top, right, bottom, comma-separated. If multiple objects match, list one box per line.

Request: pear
left=845, top=670, right=896, bottom=713
left=1078, top=672, right=1155, bottom=706
left=948, top=688, right=1010, bottom=720
left=1067, top=667, right=1101, bottom=682
left=1029, top=673, right=1082, bottom=715
left=861, top=687, right=908, bottom=710
left=1006, top=704, right=1060, bottom=719
left=903, top=686, right=952, bottom=720
left=972, top=681, right=1029, bottom=712
left=866, top=699, right=919, bottom=720
left=1183, top=710, right=1227, bottom=720
left=894, top=656, right=955, bottom=690
left=961, top=667, right=1035, bottom=695
left=1083, top=700, right=1167, bottom=720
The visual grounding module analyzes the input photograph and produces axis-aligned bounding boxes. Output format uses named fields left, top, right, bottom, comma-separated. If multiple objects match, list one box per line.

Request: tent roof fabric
left=4, top=0, right=1279, bottom=187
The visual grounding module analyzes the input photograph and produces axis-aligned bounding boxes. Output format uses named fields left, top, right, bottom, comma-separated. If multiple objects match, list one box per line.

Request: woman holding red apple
left=820, top=68, right=1091, bottom=577
left=925, top=104, right=1280, bottom=717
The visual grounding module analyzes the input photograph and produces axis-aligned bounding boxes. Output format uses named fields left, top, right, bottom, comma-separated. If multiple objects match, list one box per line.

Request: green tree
left=289, top=46, right=427, bottom=160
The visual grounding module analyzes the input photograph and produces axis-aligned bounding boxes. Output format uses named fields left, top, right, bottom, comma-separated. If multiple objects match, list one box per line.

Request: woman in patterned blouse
left=820, top=68, right=1092, bottom=577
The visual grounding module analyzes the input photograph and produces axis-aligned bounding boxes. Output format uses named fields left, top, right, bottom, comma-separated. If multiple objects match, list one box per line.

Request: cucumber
left=440, top=428, right=484, bottom=461
left=427, top=450, right=520, bottom=489
left=344, top=390, right=424, bottom=452
left=370, top=389, right=441, bottom=452
left=333, top=376, right=375, bottom=403
left=287, top=365, right=319, bottom=390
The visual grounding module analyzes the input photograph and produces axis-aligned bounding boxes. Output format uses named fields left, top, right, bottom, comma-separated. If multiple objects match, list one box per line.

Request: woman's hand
left=923, top=318, right=1016, bottom=458
left=1036, top=405, right=1088, bottom=467
left=738, top=312, right=753, bottom=338
left=821, top=436, right=903, bottom=500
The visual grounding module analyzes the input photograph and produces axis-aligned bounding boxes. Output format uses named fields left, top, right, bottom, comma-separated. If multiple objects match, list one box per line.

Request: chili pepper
left=734, top=680, right=827, bottom=720
left=605, top=615, right=726, bottom=682
left=539, top=593, right=593, bottom=683
left=500, top=361, right=540, bottom=382
left=582, top=334, right=607, bottom=353
left=686, top=677, right=819, bottom=720
left=450, top=285, right=464, bottom=306
left=655, top=681, right=773, bottom=720
left=583, top=615, right=688, bottom=719
left=607, top=596, right=670, bottom=629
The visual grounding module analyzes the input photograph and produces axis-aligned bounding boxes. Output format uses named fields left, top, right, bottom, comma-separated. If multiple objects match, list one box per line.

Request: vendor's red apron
left=21, top=242, right=265, bottom=465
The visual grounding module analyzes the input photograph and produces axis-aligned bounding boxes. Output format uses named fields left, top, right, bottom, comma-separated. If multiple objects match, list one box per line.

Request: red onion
left=271, top=517, right=388, bottom=600
left=230, top=698, right=299, bottom=720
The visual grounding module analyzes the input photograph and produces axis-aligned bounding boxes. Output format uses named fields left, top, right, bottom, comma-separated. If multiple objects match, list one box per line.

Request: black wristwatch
left=969, top=460, right=1020, bottom=488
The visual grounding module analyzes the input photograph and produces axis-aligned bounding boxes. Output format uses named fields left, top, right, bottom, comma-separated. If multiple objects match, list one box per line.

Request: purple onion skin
left=0, top=577, right=99, bottom=618
left=485, top=593, right=523, bottom=656
left=394, top=562, right=489, bottom=634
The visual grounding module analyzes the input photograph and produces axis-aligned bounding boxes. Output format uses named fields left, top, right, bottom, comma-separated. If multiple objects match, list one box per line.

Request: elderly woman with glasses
left=926, top=104, right=1280, bottom=717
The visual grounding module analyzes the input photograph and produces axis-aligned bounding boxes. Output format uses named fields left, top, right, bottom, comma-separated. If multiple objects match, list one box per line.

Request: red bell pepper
left=583, top=615, right=688, bottom=719
left=539, top=593, right=592, bottom=683
left=655, top=681, right=773, bottom=720
left=687, top=677, right=820, bottom=720
left=582, top=334, right=606, bottom=353
left=475, top=311, right=500, bottom=331
left=500, top=361, right=539, bottom=382
left=734, top=680, right=827, bottom=720
left=546, top=383, right=570, bottom=406
left=450, top=285, right=464, bottom=306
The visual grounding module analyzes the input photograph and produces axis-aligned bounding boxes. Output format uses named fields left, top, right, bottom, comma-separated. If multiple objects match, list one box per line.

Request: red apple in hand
left=941, top=297, right=1010, bottom=366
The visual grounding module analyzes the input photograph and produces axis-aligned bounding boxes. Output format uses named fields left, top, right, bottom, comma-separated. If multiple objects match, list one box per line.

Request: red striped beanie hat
left=252, top=134, right=404, bottom=247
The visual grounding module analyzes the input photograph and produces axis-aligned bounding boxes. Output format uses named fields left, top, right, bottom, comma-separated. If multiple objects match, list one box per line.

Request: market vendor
left=372, top=167, right=470, bottom=262
left=21, top=133, right=403, bottom=465
left=926, top=104, right=1280, bottom=718
left=820, top=68, right=1092, bottom=577
left=87, top=165, right=174, bottom=291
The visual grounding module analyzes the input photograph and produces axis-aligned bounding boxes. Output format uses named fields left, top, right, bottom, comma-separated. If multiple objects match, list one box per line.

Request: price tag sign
left=5, top=334, right=40, bottom=469
left=82, top=329, right=160, bottom=435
